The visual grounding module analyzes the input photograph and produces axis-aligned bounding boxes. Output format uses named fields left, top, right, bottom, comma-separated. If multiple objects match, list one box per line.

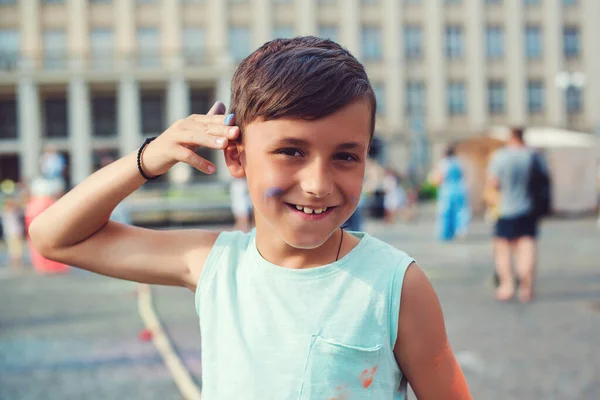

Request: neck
left=254, top=223, right=347, bottom=269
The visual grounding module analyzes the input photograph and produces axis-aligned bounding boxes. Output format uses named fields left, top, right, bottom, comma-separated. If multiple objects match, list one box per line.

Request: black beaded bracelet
left=137, top=137, right=162, bottom=181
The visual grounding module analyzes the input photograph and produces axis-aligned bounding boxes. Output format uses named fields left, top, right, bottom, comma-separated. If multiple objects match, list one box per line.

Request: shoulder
left=191, top=229, right=253, bottom=285
left=360, top=234, right=414, bottom=272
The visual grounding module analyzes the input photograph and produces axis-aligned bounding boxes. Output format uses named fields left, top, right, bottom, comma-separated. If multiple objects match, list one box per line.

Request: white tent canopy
left=489, top=126, right=597, bottom=149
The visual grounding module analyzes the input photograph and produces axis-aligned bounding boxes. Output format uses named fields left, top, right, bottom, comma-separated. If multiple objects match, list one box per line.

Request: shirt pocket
left=298, top=335, right=382, bottom=400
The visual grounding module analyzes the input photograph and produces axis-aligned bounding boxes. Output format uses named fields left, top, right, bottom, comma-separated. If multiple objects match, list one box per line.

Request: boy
left=29, top=37, right=470, bottom=399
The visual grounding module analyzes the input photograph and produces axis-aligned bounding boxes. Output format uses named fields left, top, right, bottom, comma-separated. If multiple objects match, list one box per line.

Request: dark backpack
left=527, top=152, right=552, bottom=218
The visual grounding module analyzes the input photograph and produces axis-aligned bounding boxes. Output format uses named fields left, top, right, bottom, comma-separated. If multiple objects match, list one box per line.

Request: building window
left=92, top=96, right=117, bottom=137
left=273, top=25, right=295, bottom=39
left=486, top=26, right=504, bottom=59
left=90, top=28, right=114, bottom=69
left=485, top=0, right=502, bottom=4
left=318, top=26, right=338, bottom=42
left=43, top=30, right=66, bottom=69
left=447, top=82, right=466, bottom=115
left=405, top=81, right=426, bottom=116
left=527, top=80, right=544, bottom=114
left=487, top=81, right=505, bottom=115
left=0, top=99, right=17, bottom=139
left=562, top=0, right=577, bottom=6
left=361, top=26, right=382, bottom=61
left=372, top=83, right=384, bottom=114
left=137, top=27, right=160, bottom=67
left=44, top=97, right=68, bottom=138
left=190, top=89, right=214, bottom=115
left=563, top=27, right=580, bottom=59
left=182, top=27, right=205, bottom=66
left=524, top=0, right=540, bottom=5
left=42, top=0, right=64, bottom=3
left=404, top=25, right=423, bottom=60
left=445, top=25, right=464, bottom=59
left=445, top=0, right=461, bottom=4
left=0, top=29, right=19, bottom=71
left=525, top=25, right=542, bottom=59
left=228, top=26, right=251, bottom=62
left=141, top=91, right=165, bottom=135
left=0, top=0, right=17, bottom=4
left=565, top=86, right=582, bottom=113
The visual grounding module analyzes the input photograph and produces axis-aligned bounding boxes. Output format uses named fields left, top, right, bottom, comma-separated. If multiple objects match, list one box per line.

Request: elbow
left=28, top=217, right=57, bottom=259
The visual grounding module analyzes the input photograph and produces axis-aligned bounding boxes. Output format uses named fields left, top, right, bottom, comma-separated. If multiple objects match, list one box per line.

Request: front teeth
left=294, top=205, right=328, bottom=214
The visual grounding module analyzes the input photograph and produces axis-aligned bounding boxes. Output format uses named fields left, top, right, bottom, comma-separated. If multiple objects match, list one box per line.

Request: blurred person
left=430, top=145, right=471, bottom=241
left=382, top=167, right=408, bottom=224
left=486, top=127, right=549, bottom=303
left=29, top=37, right=470, bottom=399
left=40, top=145, right=66, bottom=180
left=25, top=174, right=69, bottom=274
left=1, top=197, right=26, bottom=270
left=230, top=177, right=252, bottom=232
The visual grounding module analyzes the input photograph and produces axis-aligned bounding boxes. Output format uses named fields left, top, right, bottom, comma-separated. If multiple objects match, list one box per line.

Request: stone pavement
left=1, top=209, right=599, bottom=399
left=0, top=272, right=181, bottom=400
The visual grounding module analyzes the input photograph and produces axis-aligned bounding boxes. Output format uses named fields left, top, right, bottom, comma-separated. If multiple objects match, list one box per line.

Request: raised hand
left=141, top=101, right=239, bottom=176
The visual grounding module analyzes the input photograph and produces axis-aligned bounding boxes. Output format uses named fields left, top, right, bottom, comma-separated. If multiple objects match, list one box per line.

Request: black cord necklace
left=335, top=228, right=344, bottom=262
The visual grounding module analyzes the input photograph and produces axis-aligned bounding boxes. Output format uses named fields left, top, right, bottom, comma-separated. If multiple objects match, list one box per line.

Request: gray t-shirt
left=488, top=146, right=540, bottom=218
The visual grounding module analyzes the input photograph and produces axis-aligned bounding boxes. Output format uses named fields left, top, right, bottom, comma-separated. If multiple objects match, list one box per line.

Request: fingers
left=174, top=146, right=217, bottom=174
left=176, top=120, right=239, bottom=145
left=207, top=101, right=226, bottom=116
left=187, top=111, right=237, bottom=127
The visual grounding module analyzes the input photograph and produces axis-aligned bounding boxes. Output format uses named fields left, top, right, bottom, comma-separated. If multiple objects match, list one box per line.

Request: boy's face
left=239, top=100, right=371, bottom=249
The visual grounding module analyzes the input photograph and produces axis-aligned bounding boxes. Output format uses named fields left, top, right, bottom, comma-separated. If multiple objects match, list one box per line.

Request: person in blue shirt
left=29, top=37, right=470, bottom=399
left=431, top=146, right=471, bottom=241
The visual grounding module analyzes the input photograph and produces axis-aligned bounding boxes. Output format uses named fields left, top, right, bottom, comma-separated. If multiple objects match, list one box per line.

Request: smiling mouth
left=285, top=203, right=335, bottom=215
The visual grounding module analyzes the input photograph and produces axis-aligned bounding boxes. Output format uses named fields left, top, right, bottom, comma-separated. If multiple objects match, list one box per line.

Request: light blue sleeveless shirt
left=195, top=230, right=414, bottom=399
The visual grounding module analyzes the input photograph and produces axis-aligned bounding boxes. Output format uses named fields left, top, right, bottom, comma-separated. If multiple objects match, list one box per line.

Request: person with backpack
left=486, top=127, right=551, bottom=303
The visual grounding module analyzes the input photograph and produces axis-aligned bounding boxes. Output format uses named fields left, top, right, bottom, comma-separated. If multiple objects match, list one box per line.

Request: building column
left=340, top=0, right=360, bottom=59
left=207, top=0, right=227, bottom=58
left=253, top=0, right=272, bottom=48
left=505, top=0, right=526, bottom=125
left=167, top=76, right=190, bottom=124
left=215, top=56, right=234, bottom=181
left=581, top=0, right=599, bottom=134
left=465, top=0, right=486, bottom=131
left=68, top=77, right=93, bottom=184
left=543, top=0, right=564, bottom=128
left=115, top=0, right=135, bottom=68
left=161, top=0, right=182, bottom=69
left=19, top=0, right=40, bottom=69
left=296, top=0, right=317, bottom=37
left=67, top=0, right=88, bottom=70
left=425, top=0, right=446, bottom=133
left=382, top=0, right=403, bottom=135
left=118, top=76, right=141, bottom=156
left=166, top=75, right=192, bottom=183
left=18, top=77, right=42, bottom=182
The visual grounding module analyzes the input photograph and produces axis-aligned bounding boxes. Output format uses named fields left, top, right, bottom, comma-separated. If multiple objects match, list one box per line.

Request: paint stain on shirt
left=359, top=366, right=377, bottom=388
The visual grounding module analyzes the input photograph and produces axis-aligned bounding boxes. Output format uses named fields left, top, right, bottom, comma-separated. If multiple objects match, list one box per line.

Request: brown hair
left=511, top=126, right=525, bottom=143
left=229, top=36, right=376, bottom=141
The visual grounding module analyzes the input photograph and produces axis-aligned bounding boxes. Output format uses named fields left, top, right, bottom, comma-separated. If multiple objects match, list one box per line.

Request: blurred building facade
left=0, top=0, right=599, bottom=185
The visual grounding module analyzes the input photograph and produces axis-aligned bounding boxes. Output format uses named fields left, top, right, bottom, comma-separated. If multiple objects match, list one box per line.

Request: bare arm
left=394, top=264, right=472, bottom=399
left=29, top=102, right=239, bottom=290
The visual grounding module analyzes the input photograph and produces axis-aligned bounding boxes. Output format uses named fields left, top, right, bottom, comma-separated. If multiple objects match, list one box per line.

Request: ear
left=224, top=141, right=246, bottom=178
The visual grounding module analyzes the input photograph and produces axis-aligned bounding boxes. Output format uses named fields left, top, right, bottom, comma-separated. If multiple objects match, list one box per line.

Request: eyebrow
left=272, top=137, right=366, bottom=151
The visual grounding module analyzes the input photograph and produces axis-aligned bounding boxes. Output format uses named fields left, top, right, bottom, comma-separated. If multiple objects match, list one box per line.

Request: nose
left=300, top=158, right=334, bottom=198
